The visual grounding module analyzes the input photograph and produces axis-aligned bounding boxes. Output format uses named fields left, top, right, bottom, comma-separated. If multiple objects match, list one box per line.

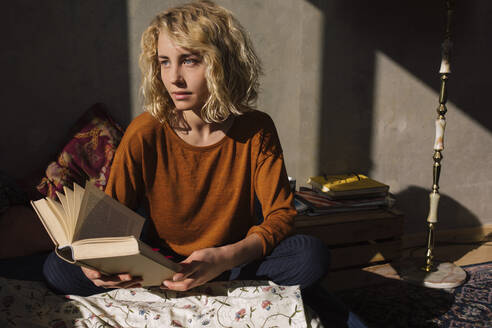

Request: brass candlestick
left=423, top=0, right=454, bottom=273
left=400, top=0, right=466, bottom=289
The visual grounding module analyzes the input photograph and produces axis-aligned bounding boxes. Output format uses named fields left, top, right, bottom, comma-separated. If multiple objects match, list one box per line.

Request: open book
left=30, top=182, right=181, bottom=287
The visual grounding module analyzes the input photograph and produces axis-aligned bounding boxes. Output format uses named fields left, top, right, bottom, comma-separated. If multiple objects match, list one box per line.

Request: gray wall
left=1, top=0, right=131, bottom=180
left=1, top=0, right=491, bottom=235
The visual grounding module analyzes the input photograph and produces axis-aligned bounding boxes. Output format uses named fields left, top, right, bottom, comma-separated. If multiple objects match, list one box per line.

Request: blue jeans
left=42, top=234, right=329, bottom=295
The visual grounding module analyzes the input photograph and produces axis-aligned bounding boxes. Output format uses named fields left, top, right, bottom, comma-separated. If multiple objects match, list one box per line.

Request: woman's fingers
left=81, top=266, right=102, bottom=279
left=172, top=262, right=198, bottom=282
left=162, top=277, right=197, bottom=291
left=81, top=266, right=142, bottom=288
left=163, top=268, right=203, bottom=291
left=100, top=274, right=141, bottom=285
left=116, top=273, right=134, bottom=281
left=93, top=276, right=142, bottom=288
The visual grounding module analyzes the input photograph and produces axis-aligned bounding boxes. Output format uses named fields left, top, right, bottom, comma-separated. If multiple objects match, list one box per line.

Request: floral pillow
left=37, top=103, right=124, bottom=199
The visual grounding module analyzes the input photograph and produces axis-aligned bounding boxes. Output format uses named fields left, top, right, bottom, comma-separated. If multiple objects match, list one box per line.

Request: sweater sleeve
left=246, top=117, right=297, bottom=256
left=104, top=118, right=147, bottom=210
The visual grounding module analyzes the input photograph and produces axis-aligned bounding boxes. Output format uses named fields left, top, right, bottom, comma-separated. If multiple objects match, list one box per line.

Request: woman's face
left=157, top=32, right=209, bottom=112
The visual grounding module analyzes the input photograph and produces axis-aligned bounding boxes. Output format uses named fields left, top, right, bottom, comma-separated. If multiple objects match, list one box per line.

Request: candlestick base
left=397, top=258, right=466, bottom=289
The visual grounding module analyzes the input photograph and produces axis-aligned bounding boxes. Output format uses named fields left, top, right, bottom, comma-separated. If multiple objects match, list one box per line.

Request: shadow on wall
left=395, top=185, right=481, bottom=235
left=0, top=1, right=131, bottom=180
left=308, top=0, right=492, bottom=173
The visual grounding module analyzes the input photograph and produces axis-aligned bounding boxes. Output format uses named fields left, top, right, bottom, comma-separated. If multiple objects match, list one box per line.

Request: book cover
left=307, top=173, right=389, bottom=198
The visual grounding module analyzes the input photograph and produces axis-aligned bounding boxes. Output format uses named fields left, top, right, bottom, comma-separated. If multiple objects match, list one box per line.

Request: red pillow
left=37, top=103, right=124, bottom=199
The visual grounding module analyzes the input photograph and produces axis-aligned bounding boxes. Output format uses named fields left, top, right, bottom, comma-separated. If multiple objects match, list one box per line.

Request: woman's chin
left=172, top=103, right=204, bottom=113
left=171, top=103, right=191, bottom=111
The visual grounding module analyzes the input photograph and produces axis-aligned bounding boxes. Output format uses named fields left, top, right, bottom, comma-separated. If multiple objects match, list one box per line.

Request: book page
left=31, top=199, right=70, bottom=247
left=56, top=190, right=75, bottom=241
left=73, top=182, right=85, bottom=222
left=46, top=197, right=71, bottom=242
left=73, top=182, right=145, bottom=242
left=62, top=186, right=76, bottom=231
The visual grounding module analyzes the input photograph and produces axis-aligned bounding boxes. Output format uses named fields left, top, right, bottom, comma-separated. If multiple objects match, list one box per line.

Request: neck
left=172, top=109, right=234, bottom=147
left=184, top=109, right=209, bottom=131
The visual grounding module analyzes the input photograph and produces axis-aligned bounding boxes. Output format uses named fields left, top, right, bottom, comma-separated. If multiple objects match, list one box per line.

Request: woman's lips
left=172, top=92, right=192, bottom=100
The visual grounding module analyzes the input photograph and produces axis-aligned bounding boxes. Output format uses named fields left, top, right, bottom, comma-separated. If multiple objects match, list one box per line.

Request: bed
left=0, top=276, right=322, bottom=327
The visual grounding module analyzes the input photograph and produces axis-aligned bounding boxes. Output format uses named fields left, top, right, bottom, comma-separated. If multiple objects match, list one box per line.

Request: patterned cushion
left=37, top=103, right=124, bottom=199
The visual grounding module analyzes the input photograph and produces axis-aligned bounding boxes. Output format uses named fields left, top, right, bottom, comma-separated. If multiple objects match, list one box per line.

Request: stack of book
left=294, top=173, right=394, bottom=216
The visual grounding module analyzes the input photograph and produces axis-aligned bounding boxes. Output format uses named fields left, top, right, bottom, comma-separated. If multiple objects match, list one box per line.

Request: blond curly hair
left=139, top=0, right=262, bottom=124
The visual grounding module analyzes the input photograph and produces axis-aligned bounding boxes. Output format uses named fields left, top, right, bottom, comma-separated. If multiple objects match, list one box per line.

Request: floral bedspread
left=0, top=277, right=322, bottom=328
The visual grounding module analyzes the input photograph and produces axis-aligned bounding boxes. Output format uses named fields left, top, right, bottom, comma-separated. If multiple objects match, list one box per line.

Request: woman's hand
left=81, top=266, right=143, bottom=289
left=162, top=247, right=230, bottom=291
left=162, top=234, right=263, bottom=291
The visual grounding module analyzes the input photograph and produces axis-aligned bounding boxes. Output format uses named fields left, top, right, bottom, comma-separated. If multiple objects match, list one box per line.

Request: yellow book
left=307, top=174, right=389, bottom=198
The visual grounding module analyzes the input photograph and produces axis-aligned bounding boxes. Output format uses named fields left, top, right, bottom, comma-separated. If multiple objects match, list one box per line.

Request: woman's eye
left=183, top=58, right=198, bottom=65
left=159, top=60, right=169, bottom=67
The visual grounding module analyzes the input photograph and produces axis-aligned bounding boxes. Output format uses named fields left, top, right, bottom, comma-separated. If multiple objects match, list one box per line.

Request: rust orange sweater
left=105, top=110, right=296, bottom=256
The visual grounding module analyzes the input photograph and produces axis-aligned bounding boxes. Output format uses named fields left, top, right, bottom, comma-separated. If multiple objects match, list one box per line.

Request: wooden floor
left=323, top=225, right=492, bottom=291
left=403, top=240, right=491, bottom=267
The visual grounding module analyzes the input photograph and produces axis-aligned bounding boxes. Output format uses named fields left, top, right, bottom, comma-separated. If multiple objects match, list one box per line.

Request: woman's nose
left=169, top=66, right=185, bottom=85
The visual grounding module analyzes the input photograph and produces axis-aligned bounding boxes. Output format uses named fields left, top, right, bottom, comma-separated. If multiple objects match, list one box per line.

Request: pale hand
left=162, top=247, right=231, bottom=291
left=81, top=266, right=143, bottom=289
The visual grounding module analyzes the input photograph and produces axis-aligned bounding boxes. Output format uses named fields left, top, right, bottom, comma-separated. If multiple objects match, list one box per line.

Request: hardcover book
left=307, top=174, right=389, bottom=199
left=30, top=182, right=181, bottom=287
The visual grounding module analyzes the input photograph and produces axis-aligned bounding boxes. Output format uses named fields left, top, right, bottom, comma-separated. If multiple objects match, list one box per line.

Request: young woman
left=42, top=2, right=371, bottom=326
left=44, top=0, right=329, bottom=297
